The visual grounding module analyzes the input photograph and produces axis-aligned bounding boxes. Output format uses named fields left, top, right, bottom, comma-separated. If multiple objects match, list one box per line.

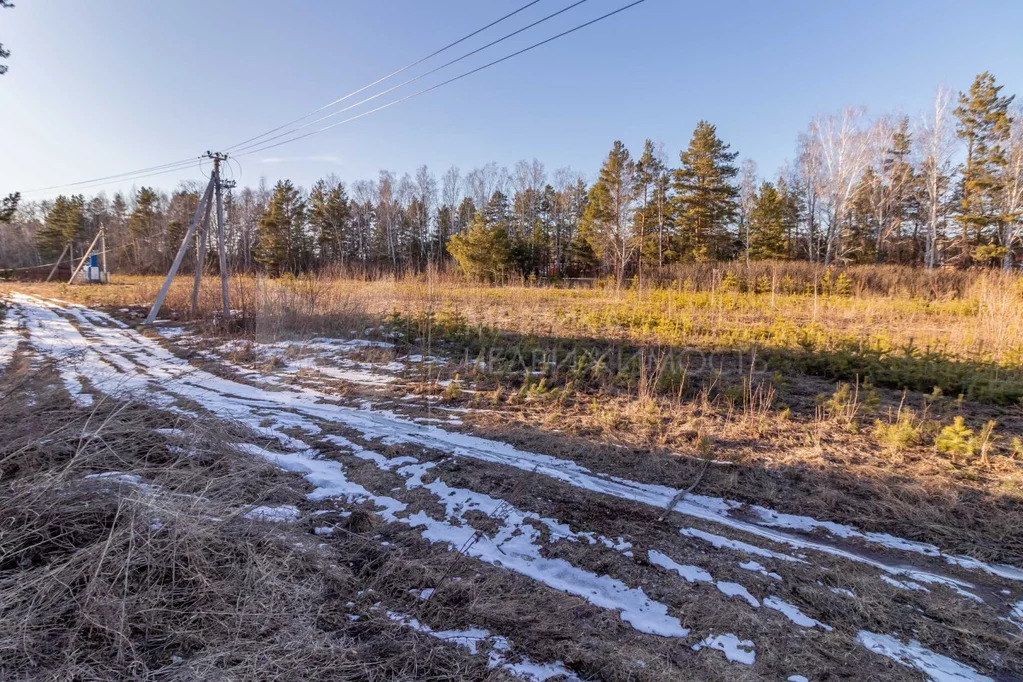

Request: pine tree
left=447, top=214, right=512, bottom=282
left=633, top=139, right=665, bottom=280
left=128, top=188, right=163, bottom=272
left=483, top=191, right=510, bottom=225
left=776, top=176, right=802, bottom=259
left=0, top=192, right=18, bottom=223
left=37, top=194, right=85, bottom=259
left=565, top=226, right=599, bottom=277
left=308, top=177, right=351, bottom=266
left=748, top=182, right=789, bottom=260
left=671, top=121, right=739, bottom=261
left=578, top=140, right=637, bottom=283
left=255, top=180, right=308, bottom=275
left=847, top=169, right=880, bottom=263
left=883, top=118, right=917, bottom=264
left=955, top=72, right=1015, bottom=264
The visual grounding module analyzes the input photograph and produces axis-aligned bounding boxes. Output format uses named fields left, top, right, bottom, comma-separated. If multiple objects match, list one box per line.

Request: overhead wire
left=227, top=0, right=590, bottom=154
left=19, top=0, right=647, bottom=195
left=21, top=157, right=202, bottom=195
left=20, top=2, right=545, bottom=195
left=36, top=163, right=207, bottom=195
left=224, top=0, right=544, bottom=151
left=236, top=0, right=647, bottom=159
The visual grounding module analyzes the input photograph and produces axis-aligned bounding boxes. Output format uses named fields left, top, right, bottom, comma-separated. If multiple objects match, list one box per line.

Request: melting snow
left=9, top=293, right=1020, bottom=661
left=389, top=612, right=581, bottom=681
left=691, top=633, right=756, bottom=665
left=680, top=527, right=800, bottom=563
left=856, top=631, right=993, bottom=682
left=763, top=596, right=832, bottom=631
left=716, top=581, right=760, bottom=608
left=243, top=504, right=301, bottom=523
left=739, top=560, right=782, bottom=580
left=236, top=441, right=687, bottom=638
left=881, top=574, right=931, bottom=593
left=0, top=303, right=24, bottom=375
left=648, top=550, right=713, bottom=583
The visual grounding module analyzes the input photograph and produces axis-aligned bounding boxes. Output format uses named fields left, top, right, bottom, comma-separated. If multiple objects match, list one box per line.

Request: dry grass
left=3, top=271, right=1022, bottom=679
left=13, top=269, right=1015, bottom=563
left=5, top=264, right=1023, bottom=364
left=0, top=367, right=495, bottom=681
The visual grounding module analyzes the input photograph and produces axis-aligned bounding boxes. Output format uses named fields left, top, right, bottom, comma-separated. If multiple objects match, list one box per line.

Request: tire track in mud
left=7, top=293, right=1020, bottom=681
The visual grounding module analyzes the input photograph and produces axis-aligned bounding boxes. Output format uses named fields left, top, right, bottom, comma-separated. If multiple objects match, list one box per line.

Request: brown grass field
left=2, top=264, right=1023, bottom=680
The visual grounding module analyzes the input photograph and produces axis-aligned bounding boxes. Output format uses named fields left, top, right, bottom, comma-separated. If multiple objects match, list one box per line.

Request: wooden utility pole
left=145, top=151, right=233, bottom=325
left=44, top=243, right=70, bottom=282
left=100, top=227, right=108, bottom=283
left=190, top=197, right=214, bottom=316
left=211, top=153, right=232, bottom=319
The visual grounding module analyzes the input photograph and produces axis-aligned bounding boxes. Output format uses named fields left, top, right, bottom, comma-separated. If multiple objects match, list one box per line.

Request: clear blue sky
left=3, top=0, right=1022, bottom=200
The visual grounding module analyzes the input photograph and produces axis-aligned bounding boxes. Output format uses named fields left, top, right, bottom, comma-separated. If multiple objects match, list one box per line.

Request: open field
left=2, top=267, right=1023, bottom=680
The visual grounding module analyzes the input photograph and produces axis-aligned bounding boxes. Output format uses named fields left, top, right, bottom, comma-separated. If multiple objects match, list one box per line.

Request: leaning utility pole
left=145, top=151, right=233, bottom=324
left=68, top=224, right=105, bottom=284
left=44, top=243, right=71, bottom=282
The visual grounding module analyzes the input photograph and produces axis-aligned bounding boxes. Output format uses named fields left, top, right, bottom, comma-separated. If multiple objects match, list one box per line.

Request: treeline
left=2, top=71, right=1021, bottom=278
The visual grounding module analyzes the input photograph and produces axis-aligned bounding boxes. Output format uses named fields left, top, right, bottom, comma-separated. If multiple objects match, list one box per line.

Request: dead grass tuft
left=0, top=375, right=495, bottom=680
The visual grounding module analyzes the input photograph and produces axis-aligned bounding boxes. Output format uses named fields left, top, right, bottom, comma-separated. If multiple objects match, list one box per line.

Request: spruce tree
left=255, top=180, right=308, bottom=276
left=309, top=178, right=351, bottom=266
left=847, top=169, right=880, bottom=263
left=127, top=188, right=163, bottom=272
left=883, top=118, right=917, bottom=263
left=955, top=72, right=1015, bottom=264
left=671, top=121, right=739, bottom=261
left=748, top=182, right=788, bottom=260
left=455, top=197, right=476, bottom=233
left=37, top=194, right=85, bottom=259
left=565, top=227, right=599, bottom=277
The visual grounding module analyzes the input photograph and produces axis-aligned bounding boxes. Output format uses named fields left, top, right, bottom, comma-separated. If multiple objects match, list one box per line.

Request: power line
left=20, top=157, right=202, bottom=195
left=228, top=0, right=590, bottom=154
left=19, top=0, right=647, bottom=195
left=21, top=2, right=544, bottom=196
left=225, top=0, right=545, bottom=151
left=237, top=0, right=647, bottom=159
left=31, top=163, right=205, bottom=196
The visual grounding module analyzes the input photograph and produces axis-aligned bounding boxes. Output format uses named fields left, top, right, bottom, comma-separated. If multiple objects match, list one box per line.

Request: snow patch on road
left=648, top=550, right=713, bottom=583
left=691, top=633, right=756, bottom=665
left=237, top=441, right=687, bottom=638
left=763, top=596, right=832, bottom=630
left=738, top=560, right=782, bottom=581
left=389, top=612, right=581, bottom=681
left=856, top=631, right=993, bottom=682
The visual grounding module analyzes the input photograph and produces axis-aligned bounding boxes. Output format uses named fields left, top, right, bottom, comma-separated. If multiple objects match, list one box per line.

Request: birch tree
left=579, top=141, right=637, bottom=284
left=810, top=108, right=871, bottom=264
left=738, top=159, right=758, bottom=264
left=917, top=85, right=955, bottom=268
left=998, top=112, right=1023, bottom=269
